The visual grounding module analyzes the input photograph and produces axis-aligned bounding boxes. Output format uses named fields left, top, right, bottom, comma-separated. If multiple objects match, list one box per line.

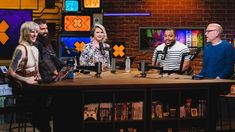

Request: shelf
left=179, top=116, right=207, bottom=120
left=84, top=120, right=113, bottom=124
left=114, top=120, right=144, bottom=123
left=79, top=79, right=224, bottom=132
left=152, top=117, right=178, bottom=121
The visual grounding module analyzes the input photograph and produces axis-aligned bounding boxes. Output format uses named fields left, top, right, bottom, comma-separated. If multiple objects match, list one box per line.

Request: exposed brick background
left=102, top=0, right=235, bottom=74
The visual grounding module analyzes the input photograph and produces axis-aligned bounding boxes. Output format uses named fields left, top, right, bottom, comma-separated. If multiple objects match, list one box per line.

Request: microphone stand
left=74, top=62, right=102, bottom=78
left=141, top=47, right=201, bottom=77
left=139, top=60, right=163, bottom=77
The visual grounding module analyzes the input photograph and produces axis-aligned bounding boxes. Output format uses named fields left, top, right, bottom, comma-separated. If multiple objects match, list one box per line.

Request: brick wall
left=102, top=0, right=235, bottom=74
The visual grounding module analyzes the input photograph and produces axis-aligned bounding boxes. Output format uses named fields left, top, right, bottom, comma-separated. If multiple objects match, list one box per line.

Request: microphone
left=103, top=47, right=111, bottom=51
left=140, top=60, right=146, bottom=77
left=61, top=42, right=71, bottom=55
left=99, top=42, right=105, bottom=55
left=161, top=45, right=168, bottom=60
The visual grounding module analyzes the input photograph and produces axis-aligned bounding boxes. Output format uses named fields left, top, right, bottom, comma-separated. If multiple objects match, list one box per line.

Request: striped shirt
left=152, top=41, right=190, bottom=70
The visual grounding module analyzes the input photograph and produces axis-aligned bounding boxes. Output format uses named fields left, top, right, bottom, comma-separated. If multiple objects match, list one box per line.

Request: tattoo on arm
left=11, top=49, right=23, bottom=71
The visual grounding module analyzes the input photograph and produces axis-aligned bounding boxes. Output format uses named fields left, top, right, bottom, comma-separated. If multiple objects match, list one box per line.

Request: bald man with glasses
left=196, top=23, right=235, bottom=79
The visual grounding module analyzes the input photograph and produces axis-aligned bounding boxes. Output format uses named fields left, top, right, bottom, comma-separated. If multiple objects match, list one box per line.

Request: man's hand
left=53, top=70, right=59, bottom=76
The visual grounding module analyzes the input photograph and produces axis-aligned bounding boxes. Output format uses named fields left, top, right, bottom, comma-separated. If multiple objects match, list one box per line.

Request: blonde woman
left=80, top=24, right=110, bottom=70
left=8, top=21, right=52, bottom=132
left=8, top=21, right=40, bottom=84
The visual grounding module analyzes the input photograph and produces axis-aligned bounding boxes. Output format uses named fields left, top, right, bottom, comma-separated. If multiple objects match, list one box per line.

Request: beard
left=165, top=40, right=176, bottom=47
left=37, top=34, right=51, bottom=46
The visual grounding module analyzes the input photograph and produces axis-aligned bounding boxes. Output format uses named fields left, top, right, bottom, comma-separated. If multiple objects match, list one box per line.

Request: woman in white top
left=8, top=22, right=52, bottom=132
left=8, top=21, right=40, bottom=84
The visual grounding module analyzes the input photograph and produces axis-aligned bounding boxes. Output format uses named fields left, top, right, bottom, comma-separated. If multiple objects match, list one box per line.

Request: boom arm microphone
left=161, top=45, right=168, bottom=60
left=103, top=47, right=111, bottom=51
left=61, top=42, right=71, bottom=55
left=99, top=42, right=105, bottom=55
left=61, top=42, right=80, bottom=55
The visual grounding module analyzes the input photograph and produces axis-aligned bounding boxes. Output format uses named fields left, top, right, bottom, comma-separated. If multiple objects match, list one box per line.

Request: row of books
left=83, top=101, right=143, bottom=121
left=152, top=99, right=207, bottom=119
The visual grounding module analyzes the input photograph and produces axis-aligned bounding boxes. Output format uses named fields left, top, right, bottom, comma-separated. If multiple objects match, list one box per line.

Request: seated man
left=195, top=23, right=235, bottom=79
left=152, top=29, right=190, bottom=72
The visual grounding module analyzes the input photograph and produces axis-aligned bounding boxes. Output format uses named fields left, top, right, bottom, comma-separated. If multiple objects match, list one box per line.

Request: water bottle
left=125, top=56, right=131, bottom=73
left=67, top=57, right=75, bottom=79
left=67, top=66, right=74, bottom=79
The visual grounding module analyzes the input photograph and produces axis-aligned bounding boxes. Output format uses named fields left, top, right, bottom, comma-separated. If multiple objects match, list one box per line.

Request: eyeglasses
left=205, top=30, right=217, bottom=33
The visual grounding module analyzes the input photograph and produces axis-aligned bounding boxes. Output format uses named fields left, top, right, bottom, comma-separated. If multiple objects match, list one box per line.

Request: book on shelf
left=114, top=102, right=122, bottom=120
left=84, top=103, right=99, bottom=121
left=152, top=101, right=163, bottom=119
left=99, top=102, right=112, bottom=121
left=132, top=101, right=143, bottom=120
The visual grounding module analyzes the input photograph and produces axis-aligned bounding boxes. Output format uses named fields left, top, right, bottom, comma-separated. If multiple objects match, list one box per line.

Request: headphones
left=90, top=30, right=94, bottom=37
left=90, top=25, right=97, bottom=37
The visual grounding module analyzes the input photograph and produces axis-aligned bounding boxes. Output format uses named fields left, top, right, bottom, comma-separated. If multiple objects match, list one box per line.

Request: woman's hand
left=25, top=76, right=38, bottom=84
left=35, top=73, right=41, bottom=81
left=102, top=64, right=109, bottom=71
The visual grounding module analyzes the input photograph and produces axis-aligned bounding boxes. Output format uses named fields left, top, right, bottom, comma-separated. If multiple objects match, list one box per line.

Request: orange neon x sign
left=74, top=41, right=85, bottom=52
left=0, top=20, right=9, bottom=45
left=113, top=44, right=125, bottom=58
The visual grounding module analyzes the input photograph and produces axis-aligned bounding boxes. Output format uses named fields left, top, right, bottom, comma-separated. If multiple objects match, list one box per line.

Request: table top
left=30, top=70, right=235, bottom=90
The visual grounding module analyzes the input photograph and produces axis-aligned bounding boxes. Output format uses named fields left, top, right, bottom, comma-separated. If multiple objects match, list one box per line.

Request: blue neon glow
left=65, top=1, right=79, bottom=12
left=103, top=13, right=151, bottom=16
left=60, top=36, right=91, bottom=57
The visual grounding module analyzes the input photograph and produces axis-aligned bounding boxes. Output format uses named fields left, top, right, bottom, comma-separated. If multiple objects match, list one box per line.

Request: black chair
left=8, top=95, right=36, bottom=132
left=7, top=80, right=36, bottom=132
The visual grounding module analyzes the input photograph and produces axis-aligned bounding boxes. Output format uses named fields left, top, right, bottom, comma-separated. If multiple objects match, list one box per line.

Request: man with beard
left=152, top=29, right=190, bottom=72
left=34, top=19, right=65, bottom=82
left=34, top=19, right=83, bottom=132
left=32, top=19, right=67, bottom=132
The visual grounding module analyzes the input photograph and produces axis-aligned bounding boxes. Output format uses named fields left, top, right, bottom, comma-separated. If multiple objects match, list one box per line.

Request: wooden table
left=32, top=70, right=235, bottom=89
left=29, top=70, right=235, bottom=132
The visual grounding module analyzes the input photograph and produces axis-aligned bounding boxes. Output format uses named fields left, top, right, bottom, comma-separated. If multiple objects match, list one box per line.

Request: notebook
left=55, top=66, right=71, bottom=81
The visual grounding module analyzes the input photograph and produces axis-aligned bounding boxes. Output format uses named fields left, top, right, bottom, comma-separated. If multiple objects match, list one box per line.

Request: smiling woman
left=8, top=21, right=40, bottom=84
left=6, top=21, right=53, bottom=132
left=79, top=23, right=111, bottom=70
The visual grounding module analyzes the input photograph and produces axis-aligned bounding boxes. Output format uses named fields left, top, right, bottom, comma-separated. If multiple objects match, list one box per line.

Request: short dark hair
left=164, top=28, right=176, bottom=36
left=34, top=18, right=47, bottom=25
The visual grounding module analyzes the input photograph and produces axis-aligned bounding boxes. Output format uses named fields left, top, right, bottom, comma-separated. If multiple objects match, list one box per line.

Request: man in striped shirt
left=152, top=29, right=190, bottom=71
